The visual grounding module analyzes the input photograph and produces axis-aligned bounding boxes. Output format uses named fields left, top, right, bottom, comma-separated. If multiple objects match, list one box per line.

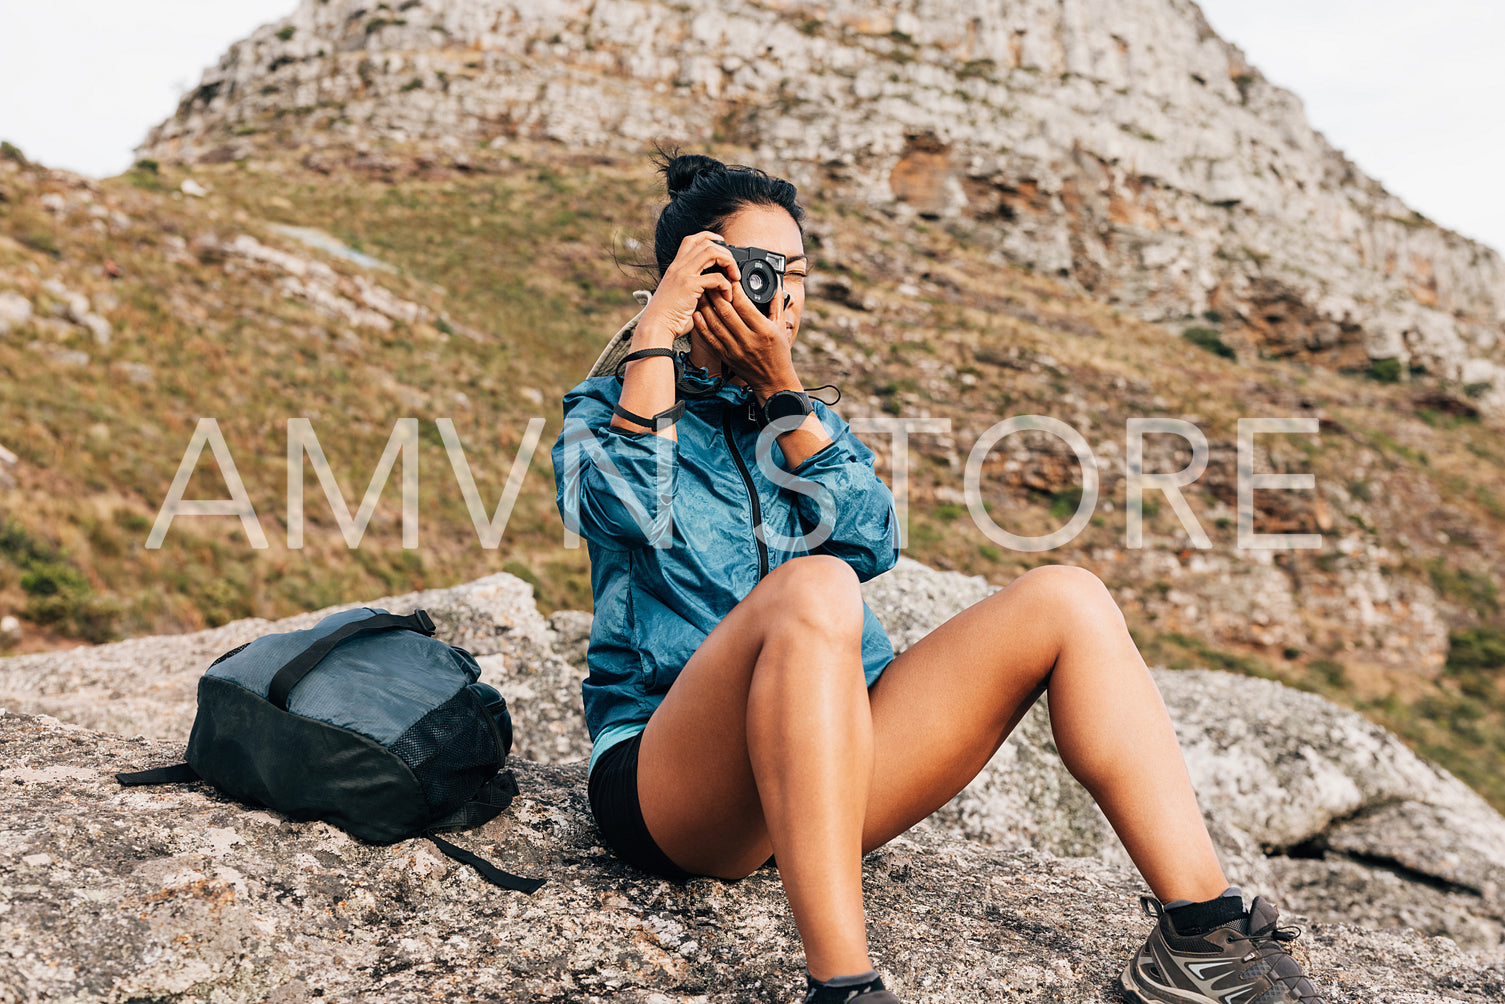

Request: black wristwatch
left=757, top=389, right=813, bottom=430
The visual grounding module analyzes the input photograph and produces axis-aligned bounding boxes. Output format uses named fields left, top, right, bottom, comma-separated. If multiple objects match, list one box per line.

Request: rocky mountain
left=4, top=561, right=1505, bottom=1001
left=139, top=0, right=1505, bottom=419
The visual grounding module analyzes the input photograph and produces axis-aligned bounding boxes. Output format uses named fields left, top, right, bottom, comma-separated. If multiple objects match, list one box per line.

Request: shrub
left=1, top=517, right=56, bottom=566
left=502, top=560, right=541, bottom=595
left=1182, top=326, right=1235, bottom=360
left=276, top=25, right=296, bottom=41
left=1445, top=626, right=1505, bottom=674
left=196, top=578, right=249, bottom=628
left=1309, top=658, right=1349, bottom=688
left=1232, top=72, right=1255, bottom=105
left=70, top=596, right=122, bottom=644
left=20, top=231, right=61, bottom=258
left=127, top=160, right=166, bottom=191
left=20, top=560, right=90, bottom=599
left=1425, top=558, right=1499, bottom=617
left=3, top=517, right=118, bottom=641
left=1049, top=486, right=1084, bottom=521
left=958, top=59, right=996, bottom=80
left=1367, top=357, right=1403, bottom=383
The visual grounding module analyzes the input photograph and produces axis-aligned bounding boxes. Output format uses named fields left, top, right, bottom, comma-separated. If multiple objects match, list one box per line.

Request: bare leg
left=637, top=560, right=1227, bottom=986
left=862, top=564, right=1227, bottom=903
left=637, top=555, right=875, bottom=979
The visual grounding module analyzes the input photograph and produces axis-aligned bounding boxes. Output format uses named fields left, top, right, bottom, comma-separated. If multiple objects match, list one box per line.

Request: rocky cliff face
left=5, top=559, right=1504, bottom=982
left=138, top=0, right=1505, bottom=418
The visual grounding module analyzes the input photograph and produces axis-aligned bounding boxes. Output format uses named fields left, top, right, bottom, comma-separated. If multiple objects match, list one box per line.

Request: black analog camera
left=706, top=240, right=787, bottom=316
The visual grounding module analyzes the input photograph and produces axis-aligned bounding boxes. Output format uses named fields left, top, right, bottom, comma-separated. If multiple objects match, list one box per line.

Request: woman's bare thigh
left=859, top=565, right=1112, bottom=851
left=635, top=555, right=860, bottom=879
left=635, top=561, right=1108, bottom=877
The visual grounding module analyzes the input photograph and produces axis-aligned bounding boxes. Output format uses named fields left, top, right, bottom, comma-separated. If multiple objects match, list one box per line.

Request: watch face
left=764, top=390, right=812, bottom=426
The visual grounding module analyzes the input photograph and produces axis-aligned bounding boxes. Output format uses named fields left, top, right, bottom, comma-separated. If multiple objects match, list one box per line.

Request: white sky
left=1, top=1, right=1502, bottom=254
left=1195, top=0, right=1505, bottom=252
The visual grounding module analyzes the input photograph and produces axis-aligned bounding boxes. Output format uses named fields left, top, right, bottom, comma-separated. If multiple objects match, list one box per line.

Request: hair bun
left=664, top=153, right=726, bottom=199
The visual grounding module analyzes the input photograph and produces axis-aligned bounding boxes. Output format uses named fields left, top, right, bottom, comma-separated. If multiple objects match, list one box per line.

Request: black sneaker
left=1120, top=894, right=1326, bottom=1003
left=804, top=986, right=901, bottom=1003
left=803, top=972, right=902, bottom=1003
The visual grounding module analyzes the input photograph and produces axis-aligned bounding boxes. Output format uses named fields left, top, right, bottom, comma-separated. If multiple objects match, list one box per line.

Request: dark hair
left=652, top=148, right=805, bottom=279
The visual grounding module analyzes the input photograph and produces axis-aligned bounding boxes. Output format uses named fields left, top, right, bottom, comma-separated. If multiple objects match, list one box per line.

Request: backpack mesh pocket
left=389, top=688, right=503, bottom=818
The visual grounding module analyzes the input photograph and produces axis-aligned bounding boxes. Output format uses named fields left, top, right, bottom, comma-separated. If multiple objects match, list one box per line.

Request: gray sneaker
left=1120, top=894, right=1325, bottom=1004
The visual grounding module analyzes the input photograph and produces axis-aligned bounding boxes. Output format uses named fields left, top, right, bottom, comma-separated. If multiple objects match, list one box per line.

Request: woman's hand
left=692, top=276, right=799, bottom=402
left=636, top=232, right=742, bottom=341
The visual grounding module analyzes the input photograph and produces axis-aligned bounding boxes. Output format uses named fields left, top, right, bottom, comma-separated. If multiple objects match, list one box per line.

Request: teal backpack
left=117, top=606, right=542, bottom=892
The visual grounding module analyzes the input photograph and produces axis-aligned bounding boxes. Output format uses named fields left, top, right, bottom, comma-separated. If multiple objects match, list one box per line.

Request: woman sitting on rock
left=552, top=151, right=1325, bottom=1004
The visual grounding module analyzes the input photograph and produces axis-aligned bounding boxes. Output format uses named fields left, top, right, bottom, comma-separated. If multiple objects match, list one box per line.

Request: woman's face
left=717, top=204, right=807, bottom=346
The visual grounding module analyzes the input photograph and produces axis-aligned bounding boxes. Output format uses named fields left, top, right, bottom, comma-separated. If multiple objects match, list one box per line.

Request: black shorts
left=587, top=731, right=695, bottom=881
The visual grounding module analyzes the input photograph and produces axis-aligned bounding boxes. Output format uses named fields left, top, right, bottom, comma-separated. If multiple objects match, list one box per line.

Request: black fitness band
left=613, top=348, right=686, bottom=431
left=613, top=397, right=685, bottom=432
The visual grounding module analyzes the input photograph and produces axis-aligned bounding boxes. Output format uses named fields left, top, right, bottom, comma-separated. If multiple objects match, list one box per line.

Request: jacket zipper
left=723, top=407, right=770, bottom=580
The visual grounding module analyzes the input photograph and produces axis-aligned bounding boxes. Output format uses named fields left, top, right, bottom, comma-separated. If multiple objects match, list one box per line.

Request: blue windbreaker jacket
left=551, top=355, right=901, bottom=769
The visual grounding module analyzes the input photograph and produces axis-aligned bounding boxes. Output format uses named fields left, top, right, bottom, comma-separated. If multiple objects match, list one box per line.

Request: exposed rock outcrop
left=5, top=559, right=1504, bottom=960
left=138, top=0, right=1505, bottom=417
left=7, top=709, right=1505, bottom=1002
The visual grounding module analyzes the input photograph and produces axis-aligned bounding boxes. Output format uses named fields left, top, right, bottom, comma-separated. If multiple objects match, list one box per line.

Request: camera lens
left=743, top=260, right=776, bottom=304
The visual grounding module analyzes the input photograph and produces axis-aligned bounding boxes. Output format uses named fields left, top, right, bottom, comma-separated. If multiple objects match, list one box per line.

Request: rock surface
left=4, top=709, right=1505, bottom=1003
left=4, top=558, right=1504, bottom=960
left=138, top=0, right=1505, bottom=417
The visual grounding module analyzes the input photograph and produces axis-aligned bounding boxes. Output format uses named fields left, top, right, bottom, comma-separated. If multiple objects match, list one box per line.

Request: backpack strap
left=267, top=609, right=436, bottom=710
left=424, top=771, right=543, bottom=893
left=116, top=762, right=199, bottom=785
left=426, top=834, right=544, bottom=894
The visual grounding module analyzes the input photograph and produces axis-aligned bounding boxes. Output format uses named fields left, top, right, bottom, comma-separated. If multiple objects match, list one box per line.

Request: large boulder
left=3, top=710, right=1503, bottom=1003
left=3, top=558, right=1504, bottom=957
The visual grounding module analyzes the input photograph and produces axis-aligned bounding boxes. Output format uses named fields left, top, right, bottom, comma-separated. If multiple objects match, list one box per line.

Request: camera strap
left=806, top=383, right=842, bottom=406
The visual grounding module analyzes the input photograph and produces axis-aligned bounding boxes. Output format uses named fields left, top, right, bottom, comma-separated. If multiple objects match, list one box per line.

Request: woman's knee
left=759, top=555, right=865, bottom=638
left=1015, top=563, right=1125, bottom=631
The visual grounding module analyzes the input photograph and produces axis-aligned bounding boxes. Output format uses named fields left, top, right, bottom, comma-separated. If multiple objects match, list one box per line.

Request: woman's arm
left=612, top=232, right=742, bottom=442
left=554, top=232, right=744, bottom=548
left=552, top=381, right=679, bottom=550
